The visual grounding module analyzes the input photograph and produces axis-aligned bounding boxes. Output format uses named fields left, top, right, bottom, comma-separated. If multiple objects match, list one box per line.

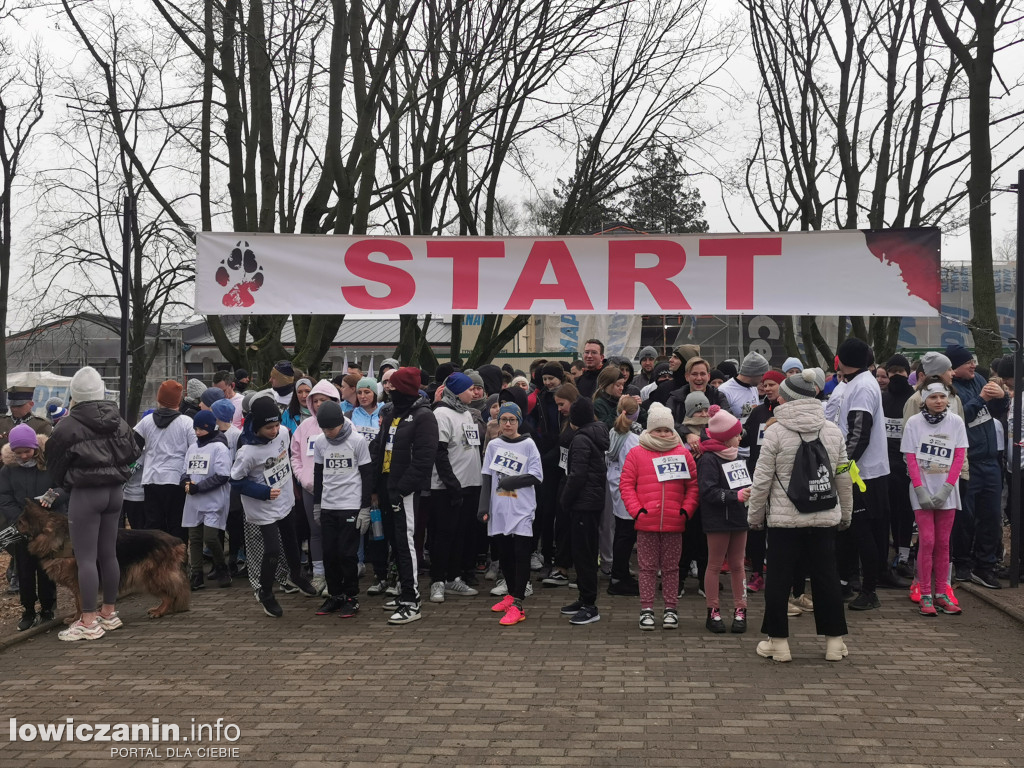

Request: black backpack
left=780, top=432, right=838, bottom=513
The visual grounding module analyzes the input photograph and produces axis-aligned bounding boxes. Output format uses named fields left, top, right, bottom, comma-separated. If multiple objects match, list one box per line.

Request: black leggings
left=258, top=516, right=302, bottom=592
left=496, top=533, right=533, bottom=601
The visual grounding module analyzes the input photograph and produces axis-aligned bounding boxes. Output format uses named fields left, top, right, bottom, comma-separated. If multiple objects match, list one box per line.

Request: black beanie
left=837, top=337, right=872, bottom=370
left=569, top=397, right=595, bottom=428
left=316, top=400, right=344, bottom=429
left=944, top=344, right=974, bottom=369
left=717, top=361, right=738, bottom=379
left=249, top=396, right=281, bottom=431
left=885, top=354, right=911, bottom=372
left=540, top=362, right=565, bottom=381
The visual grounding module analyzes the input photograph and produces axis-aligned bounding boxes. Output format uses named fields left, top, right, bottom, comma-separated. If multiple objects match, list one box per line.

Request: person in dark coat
left=558, top=397, right=609, bottom=625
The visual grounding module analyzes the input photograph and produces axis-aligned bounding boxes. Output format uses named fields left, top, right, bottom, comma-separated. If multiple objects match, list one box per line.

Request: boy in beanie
left=182, top=410, right=233, bottom=590
left=559, top=397, right=610, bottom=625
left=269, top=360, right=297, bottom=407
left=718, top=352, right=770, bottom=459
left=426, top=372, right=482, bottom=603
left=834, top=337, right=894, bottom=608
left=312, top=400, right=373, bottom=617
left=367, top=366, right=439, bottom=625
left=135, top=380, right=198, bottom=543
left=880, top=355, right=916, bottom=582
left=231, top=396, right=317, bottom=617
left=478, top=402, right=543, bottom=625
left=0, top=424, right=66, bottom=630
left=698, top=405, right=751, bottom=634
left=211, top=397, right=244, bottom=575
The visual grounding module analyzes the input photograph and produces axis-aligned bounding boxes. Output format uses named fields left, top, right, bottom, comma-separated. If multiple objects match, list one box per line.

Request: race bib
left=356, top=425, right=378, bottom=443
left=558, top=447, right=568, bottom=472
left=489, top=448, right=526, bottom=476
left=918, top=435, right=954, bottom=469
left=385, top=424, right=398, bottom=452
left=187, top=454, right=210, bottom=476
left=968, top=406, right=992, bottom=429
left=756, top=423, right=767, bottom=445
left=263, top=452, right=291, bottom=488
left=653, top=455, right=690, bottom=481
left=324, top=450, right=356, bottom=475
left=884, top=418, right=903, bottom=440
left=306, top=436, right=317, bottom=456
left=464, top=424, right=481, bottom=447
left=739, top=402, right=754, bottom=425
left=722, top=459, right=751, bottom=489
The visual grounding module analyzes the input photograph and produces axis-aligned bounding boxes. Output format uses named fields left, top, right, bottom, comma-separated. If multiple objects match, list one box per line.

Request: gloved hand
left=679, top=508, right=688, bottom=518
left=313, top=504, right=322, bottom=523
left=838, top=518, right=851, bottom=531
left=356, top=507, right=371, bottom=534
left=913, top=485, right=935, bottom=509
left=932, top=482, right=955, bottom=508
left=636, top=507, right=648, bottom=518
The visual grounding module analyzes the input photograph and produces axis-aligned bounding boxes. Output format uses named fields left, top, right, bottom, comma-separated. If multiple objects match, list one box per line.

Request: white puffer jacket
left=747, top=398, right=853, bottom=529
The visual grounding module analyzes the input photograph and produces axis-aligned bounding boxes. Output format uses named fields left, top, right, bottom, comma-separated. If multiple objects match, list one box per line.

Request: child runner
left=312, top=400, right=373, bottom=618
left=478, top=402, right=543, bottom=626
left=211, top=398, right=244, bottom=576
left=619, top=403, right=699, bottom=630
left=182, top=411, right=232, bottom=590
left=698, top=405, right=751, bottom=634
left=900, top=379, right=968, bottom=616
left=606, top=395, right=642, bottom=597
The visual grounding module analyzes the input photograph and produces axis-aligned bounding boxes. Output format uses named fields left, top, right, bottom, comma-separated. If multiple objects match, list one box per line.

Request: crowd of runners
left=3, top=338, right=1019, bottom=660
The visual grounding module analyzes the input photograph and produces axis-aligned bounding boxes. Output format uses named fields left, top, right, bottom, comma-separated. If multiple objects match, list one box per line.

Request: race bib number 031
left=722, top=459, right=751, bottom=489
left=653, top=455, right=690, bottom=481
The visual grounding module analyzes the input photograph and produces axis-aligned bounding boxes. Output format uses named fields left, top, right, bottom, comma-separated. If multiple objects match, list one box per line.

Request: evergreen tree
left=625, top=147, right=708, bottom=234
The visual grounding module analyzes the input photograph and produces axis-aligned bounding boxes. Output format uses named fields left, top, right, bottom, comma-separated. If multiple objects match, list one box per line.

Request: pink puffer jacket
left=290, top=380, right=341, bottom=492
left=619, top=444, right=699, bottom=533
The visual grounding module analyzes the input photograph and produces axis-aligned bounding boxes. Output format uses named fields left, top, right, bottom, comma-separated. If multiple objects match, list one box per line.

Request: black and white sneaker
left=279, top=580, right=299, bottom=594
left=366, top=580, right=388, bottom=596
left=971, top=569, right=1002, bottom=590
left=542, top=570, right=570, bottom=587
left=560, top=599, right=584, bottom=616
left=339, top=597, right=360, bottom=618
left=257, top=589, right=283, bottom=618
left=387, top=603, right=422, bottom=625
left=287, top=576, right=320, bottom=597
left=568, top=605, right=600, bottom=625
left=639, top=610, right=656, bottom=631
left=317, top=597, right=346, bottom=615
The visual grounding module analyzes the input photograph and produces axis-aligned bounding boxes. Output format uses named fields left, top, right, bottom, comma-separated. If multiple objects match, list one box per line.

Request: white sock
left=898, top=547, right=910, bottom=563
left=313, top=561, right=325, bottom=578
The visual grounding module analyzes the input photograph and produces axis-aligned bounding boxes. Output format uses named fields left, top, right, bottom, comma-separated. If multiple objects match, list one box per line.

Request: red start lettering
left=505, top=241, right=594, bottom=311
left=426, top=241, right=505, bottom=310
left=698, top=237, right=782, bottom=310
left=341, top=239, right=416, bottom=309
left=607, top=240, right=690, bottom=311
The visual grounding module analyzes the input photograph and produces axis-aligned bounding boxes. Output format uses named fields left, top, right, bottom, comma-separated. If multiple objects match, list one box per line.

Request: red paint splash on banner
left=863, top=229, right=941, bottom=310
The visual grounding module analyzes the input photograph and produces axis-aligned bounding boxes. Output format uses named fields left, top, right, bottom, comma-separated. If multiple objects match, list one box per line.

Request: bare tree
left=0, top=12, right=44, bottom=409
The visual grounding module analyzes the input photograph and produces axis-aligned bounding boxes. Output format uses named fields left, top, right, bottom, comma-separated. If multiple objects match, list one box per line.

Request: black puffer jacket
left=698, top=451, right=750, bottom=533
left=46, top=400, right=141, bottom=489
left=561, top=420, right=610, bottom=513
left=370, top=397, right=439, bottom=499
left=0, top=439, right=68, bottom=525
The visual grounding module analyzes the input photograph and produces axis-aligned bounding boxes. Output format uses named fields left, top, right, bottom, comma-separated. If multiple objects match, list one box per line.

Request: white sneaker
left=490, top=578, right=508, bottom=597
left=429, top=581, right=446, bottom=603
left=366, top=580, right=388, bottom=596
left=310, top=575, right=328, bottom=596
left=59, top=619, right=105, bottom=642
left=385, top=583, right=400, bottom=597
left=530, top=552, right=544, bottom=571
left=639, top=610, right=656, bottom=631
left=357, top=562, right=365, bottom=577
left=484, top=561, right=500, bottom=581
left=525, top=582, right=534, bottom=598
left=445, top=577, right=479, bottom=596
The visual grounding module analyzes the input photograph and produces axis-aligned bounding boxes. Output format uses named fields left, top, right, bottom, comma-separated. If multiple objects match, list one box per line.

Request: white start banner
left=195, top=229, right=940, bottom=316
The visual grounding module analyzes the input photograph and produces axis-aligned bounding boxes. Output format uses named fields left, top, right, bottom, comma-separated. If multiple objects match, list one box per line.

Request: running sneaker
left=490, top=579, right=509, bottom=597
left=339, top=597, right=360, bottom=618
left=429, top=581, right=446, bottom=603
left=484, top=561, right=500, bottom=581
left=560, top=599, right=584, bottom=616
left=530, top=552, right=544, bottom=571
left=731, top=607, right=747, bottom=634
left=919, top=594, right=937, bottom=616
left=257, top=589, right=283, bottom=618
left=662, top=609, right=679, bottom=630
left=706, top=607, right=726, bottom=634
left=568, top=605, right=600, bottom=625
left=541, top=570, right=570, bottom=587
left=491, top=595, right=515, bottom=613
left=279, top=580, right=299, bottom=594
left=787, top=599, right=803, bottom=617
left=444, top=577, right=479, bottom=596
left=933, top=593, right=962, bottom=615
left=384, top=583, right=400, bottom=597
left=59, top=618, right=105, bottom=642
left=310, top=575, right=328, bottom=596
left=366, top=580, right=388, bottom=596
left=943, top=584, right=959, bottom=607
left=909, top=580, right=921, bottom=603
left=747, top=573, right=764, bottom=592
left=317, top=597, right=346, bottom=615
left=794, top=594, right=813, bottom=612
left=499, top=604, right=526, bottom=626
left=639, top=609, right=656, bottom=631
left=387, top=604, right=422, bottom=625
left=525, top=582, right=534, bottom=598
left=288, top=575, right=320, bottom=597
left=97, top=611, right=123, bottom=631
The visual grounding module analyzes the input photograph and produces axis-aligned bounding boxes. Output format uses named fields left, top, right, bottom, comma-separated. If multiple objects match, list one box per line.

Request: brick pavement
left=2, top=575, right=1024, bottom=768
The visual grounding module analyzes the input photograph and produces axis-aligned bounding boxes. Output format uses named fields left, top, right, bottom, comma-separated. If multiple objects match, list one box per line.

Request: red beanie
left=389, top=367, right=421, bottom=396
left=706, top=404, right=741, bottom=441
left=157, top=380, right=183, bottom=409
left=762, top=370, right=786, bottom=385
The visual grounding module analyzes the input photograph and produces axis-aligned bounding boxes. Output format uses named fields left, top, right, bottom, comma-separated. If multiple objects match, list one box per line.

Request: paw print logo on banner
left=215, top=241, right=264, bottom=308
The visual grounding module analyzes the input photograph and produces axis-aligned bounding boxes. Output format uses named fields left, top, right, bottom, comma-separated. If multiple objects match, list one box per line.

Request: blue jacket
left=952, top=373, right=1008, bottom=463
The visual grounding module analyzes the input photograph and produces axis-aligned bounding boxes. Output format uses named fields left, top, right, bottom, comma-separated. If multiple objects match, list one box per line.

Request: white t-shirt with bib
left=314, top=430, right=372, bottom=510
left=900, top=412, right=968, bottom=510
left=481, top=436, right=543, bottom=537
left=835, top=371, right=889, bottom=480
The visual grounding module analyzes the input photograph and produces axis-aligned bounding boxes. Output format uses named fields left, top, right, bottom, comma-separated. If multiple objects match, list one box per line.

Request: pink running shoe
left=747, top=573, right=764, bottom=592
left=934, top=593, right=962, bottom=615
left=499, top=604, right=525, bottom=626
left=919, top=595, right=937, bottom=617
left=943, top=584, right=959, bottom=607
left=909, top=581, right=921, bottom=603
left=491, top=595, right=515, bottom=613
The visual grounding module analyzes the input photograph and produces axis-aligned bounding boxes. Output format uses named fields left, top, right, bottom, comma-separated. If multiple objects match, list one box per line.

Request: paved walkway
left=2, top=576, right=1024, bottom=767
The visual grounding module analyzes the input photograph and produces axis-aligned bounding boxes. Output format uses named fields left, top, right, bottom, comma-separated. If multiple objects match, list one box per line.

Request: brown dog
left=15, top=500, right=190, bottom=621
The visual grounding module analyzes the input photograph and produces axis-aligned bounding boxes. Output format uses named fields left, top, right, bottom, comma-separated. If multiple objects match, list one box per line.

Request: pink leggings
left=915, top=508, right=955, bottom=595
left=705, top=530, right=747, bottom=610
left=636, top=530, right=682, bottom=610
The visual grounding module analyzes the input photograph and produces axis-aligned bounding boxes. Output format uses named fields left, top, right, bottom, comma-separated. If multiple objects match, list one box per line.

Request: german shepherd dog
left=15, top=500, right=190, bottom=621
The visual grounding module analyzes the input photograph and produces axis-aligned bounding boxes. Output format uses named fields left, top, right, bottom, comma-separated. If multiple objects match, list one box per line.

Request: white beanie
left=70, top=366, right=106, bottom=404
left=646, top=402, right=675, bottom=433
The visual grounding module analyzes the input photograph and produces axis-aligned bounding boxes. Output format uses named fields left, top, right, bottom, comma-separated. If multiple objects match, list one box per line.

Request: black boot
left=17, top=609, right=37, bottom=632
